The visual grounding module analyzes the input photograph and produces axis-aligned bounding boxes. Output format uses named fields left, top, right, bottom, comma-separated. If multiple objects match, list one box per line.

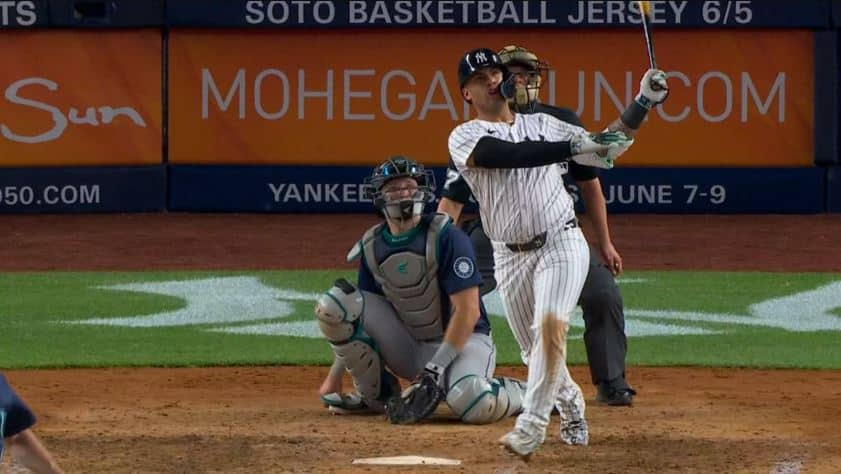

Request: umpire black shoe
left=596, top=384, right=636, bottom=406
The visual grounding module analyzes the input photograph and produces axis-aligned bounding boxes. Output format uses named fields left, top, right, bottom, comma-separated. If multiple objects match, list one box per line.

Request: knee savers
left=446, top=375, right=526, bottom=424
left=314, top=279, right=385, bottom=402
left=314, top=278, right=364, bottom=340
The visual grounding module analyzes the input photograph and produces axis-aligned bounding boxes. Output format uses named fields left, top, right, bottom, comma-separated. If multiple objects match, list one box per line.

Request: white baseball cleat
left=498, top=429, right=543, bottom=460
left=559, top=418, right=589, bottom=446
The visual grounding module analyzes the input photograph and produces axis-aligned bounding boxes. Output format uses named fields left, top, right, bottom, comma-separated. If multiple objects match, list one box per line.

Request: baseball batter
left=1, top=374, right=64, bottom=473
left=448, top=48, right=667, bottom=459
left=439, top=45, right=637, bottom=407
left=314, top=157, right=526, bottom=425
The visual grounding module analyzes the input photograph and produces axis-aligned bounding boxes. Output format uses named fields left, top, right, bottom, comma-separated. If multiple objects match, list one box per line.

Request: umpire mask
left=364, top=157, right=436, bottom=221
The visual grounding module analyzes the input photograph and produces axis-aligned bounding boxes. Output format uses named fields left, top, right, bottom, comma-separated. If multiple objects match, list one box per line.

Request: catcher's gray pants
left=361, top=291, right=495, bottom=392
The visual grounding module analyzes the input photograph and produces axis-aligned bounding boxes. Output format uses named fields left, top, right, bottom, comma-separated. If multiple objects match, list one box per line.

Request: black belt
left=504, top=218, right=578, bottom=252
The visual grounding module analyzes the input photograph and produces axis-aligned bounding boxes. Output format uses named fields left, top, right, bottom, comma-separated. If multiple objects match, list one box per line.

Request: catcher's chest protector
left=361, top=215, right=449, bottom=341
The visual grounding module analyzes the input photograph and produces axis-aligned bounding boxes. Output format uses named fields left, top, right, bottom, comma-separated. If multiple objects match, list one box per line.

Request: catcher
left=314, top=156, right=526, bottom=425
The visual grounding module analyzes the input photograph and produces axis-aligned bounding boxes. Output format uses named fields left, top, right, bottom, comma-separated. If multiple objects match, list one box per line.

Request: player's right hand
left=637, top=69, right=669, bottom=108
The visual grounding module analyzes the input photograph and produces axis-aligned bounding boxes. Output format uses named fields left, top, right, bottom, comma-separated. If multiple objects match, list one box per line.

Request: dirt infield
left=5, top=366, right=841, bottom=473
left=3, top=213, right=841, bottom=473
left=3, top=213, right=841, bottom=271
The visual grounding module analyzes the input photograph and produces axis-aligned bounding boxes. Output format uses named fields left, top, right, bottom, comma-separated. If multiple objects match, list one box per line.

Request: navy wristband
left=621, top=99, right=650, bottom=129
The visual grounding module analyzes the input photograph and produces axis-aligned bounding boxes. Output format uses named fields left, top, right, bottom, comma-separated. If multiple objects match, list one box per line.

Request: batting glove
left=636, top=69, right=669, bottom=109
left=570, top=131, right=634, bottom=169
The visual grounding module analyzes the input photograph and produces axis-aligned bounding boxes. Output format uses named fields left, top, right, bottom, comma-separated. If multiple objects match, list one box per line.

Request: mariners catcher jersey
left=357, top=214, right=491, bottom=337
left=0, top=374, right=36, bottom=462
left=448, top=111, right=587, bottom=243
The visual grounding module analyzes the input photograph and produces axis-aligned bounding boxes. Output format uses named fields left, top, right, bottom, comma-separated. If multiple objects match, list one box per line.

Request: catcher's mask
left=458, top=48, right=513, bottom=102
left=364, top=157, right=436, bottom=221
left=497, top=45, right=548, bottom=113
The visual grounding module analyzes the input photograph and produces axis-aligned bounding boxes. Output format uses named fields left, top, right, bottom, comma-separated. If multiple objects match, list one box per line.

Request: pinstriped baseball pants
left=492, top=226, right=589, bottom=438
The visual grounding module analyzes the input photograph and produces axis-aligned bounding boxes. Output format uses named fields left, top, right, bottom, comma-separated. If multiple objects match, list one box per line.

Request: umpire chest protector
left=356, top=214, right=450, bottom=341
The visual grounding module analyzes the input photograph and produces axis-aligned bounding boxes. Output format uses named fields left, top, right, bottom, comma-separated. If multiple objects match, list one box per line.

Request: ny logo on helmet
left=475, top=51, right=487, bottom=63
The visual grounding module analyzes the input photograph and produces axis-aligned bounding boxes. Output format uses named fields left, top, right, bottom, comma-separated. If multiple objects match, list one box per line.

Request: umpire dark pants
left=463, top=217, right=630, bottom=389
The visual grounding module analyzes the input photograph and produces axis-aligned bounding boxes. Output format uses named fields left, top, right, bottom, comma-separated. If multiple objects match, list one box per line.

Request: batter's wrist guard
left=621, top=99, right=650, bottom=130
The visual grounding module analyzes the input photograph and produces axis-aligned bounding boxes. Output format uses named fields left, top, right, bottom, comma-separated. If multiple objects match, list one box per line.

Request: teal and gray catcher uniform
left=315, top=212, right=525, bottom=424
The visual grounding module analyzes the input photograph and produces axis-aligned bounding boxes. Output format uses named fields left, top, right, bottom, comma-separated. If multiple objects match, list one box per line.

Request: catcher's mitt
left=385, top=370, right=445, bottom=425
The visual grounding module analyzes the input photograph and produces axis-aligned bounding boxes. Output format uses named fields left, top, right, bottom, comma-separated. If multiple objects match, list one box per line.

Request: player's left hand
left=637, top=69, right=669, bottom=108
left=600, top=242, right=623, bottom=276
left=571, top=131, right=634, bottom=169
left=385, top=363, right=446, bottom=425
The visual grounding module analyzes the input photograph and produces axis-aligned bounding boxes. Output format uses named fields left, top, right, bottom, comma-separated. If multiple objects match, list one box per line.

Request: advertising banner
left=834, top=0, right=841, bottom=28
left=166, top=0, right=832, bottom=29
left=169, top=165, right=825, bottom=213
left=169, top=29, right=813, bottom=167
left=48, top=0, right=164, bottom=27
left=829, top=166, right=841, bottom=213
left=0, top=31, right=162, bottom=167
left=0, top=0, right=48, bottom=28
left=593, top=167, right=824, bottom=213
left=0, top=166, right=166, bottom=213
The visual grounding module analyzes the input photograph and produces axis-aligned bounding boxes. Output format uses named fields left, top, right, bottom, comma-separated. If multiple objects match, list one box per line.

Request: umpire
left=437, top=44, right=635, bottom=406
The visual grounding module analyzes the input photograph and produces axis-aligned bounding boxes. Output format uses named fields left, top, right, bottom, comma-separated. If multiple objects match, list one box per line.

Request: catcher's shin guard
left=446, top=375, right=526, bottom=424
left=314, top=279, right=386, bottom=403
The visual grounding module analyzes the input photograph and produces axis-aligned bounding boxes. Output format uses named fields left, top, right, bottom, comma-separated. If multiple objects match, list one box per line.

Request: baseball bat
left=638, top=1, right=657, bottom=69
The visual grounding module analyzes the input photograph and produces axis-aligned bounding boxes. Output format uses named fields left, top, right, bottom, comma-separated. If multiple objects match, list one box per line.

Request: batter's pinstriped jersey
left=448, top=110, right=591, bottom=438
left=448, top=112, right=589, bottom=243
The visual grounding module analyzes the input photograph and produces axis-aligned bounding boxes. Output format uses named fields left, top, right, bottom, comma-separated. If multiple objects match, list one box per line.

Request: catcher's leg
left=319, top=357, right=346, bottom=396
left=314, top=279, right=400, bottom=413
left=441, top=333, right=527, bottom=424
left=356, top=290, right=425, bottom=379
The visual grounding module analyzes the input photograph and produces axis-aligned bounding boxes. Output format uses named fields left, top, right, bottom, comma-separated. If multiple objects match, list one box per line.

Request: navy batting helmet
left=458, top=48, right=509, bottom=89
left=363, top=156, right=436, bottom=220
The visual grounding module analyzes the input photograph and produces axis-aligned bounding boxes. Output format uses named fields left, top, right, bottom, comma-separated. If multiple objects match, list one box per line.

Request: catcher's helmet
left=497, top=45, right=548, bottom=73
left=497, top=45, right=548, bottom=112
left=458, top=48, right=509, bottom=90
left=364, top=156, right=436, bottom=220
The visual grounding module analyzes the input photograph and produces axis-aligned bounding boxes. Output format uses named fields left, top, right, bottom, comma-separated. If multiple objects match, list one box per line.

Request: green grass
left=1, top=271, right=840, bottom=369
left=621, top=332, right=841, bottom=368
left=621, top=271, right=838, bottom=313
